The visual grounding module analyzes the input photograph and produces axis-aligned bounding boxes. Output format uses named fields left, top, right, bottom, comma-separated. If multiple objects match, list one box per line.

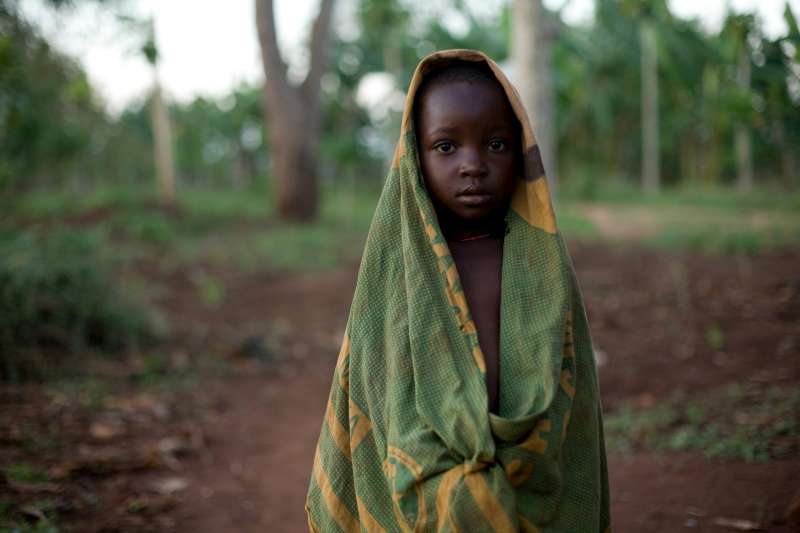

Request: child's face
left=416, top=80, right=519, bottom=228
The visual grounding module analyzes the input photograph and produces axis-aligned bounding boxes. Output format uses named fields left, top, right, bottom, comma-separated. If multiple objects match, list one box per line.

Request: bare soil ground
left=2, top=243, right=799, bottom=532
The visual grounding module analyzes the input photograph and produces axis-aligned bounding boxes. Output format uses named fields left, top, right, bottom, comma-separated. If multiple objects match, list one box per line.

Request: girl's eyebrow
left=428, top=124, right=511, bottom=135
left=427, top=126, right=459, bottom=136
left=425, top=121, right=516, bottom=138
left=487, top=120, right=516, bottom=131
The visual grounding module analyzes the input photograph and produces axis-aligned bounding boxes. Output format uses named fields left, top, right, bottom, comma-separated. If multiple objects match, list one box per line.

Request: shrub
left=0, top=229, right=159, bottom=381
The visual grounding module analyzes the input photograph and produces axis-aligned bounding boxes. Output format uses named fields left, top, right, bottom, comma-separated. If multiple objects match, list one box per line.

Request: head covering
left=306, top=49, right=610, bottom=533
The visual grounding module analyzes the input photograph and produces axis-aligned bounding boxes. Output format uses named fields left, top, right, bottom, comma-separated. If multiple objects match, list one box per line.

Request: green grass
left=2, top=463, right=49, bottom=485
left=555, top=207, right=598, bottom=240
left=558, top=188, right=800, bottom=254
left=167, top=184, right=379, bottom=273
left=230, top=223, right=366, bottom=272
left=4, top=184, right=147, bottom=219
left=0, top=229, right=162, bottom=381
left=4, top=183, right=381, bottom=273
left=191, top=270, right=226, bottom=307
left=648, top=221, right=797, bottom=255
left=0, top=497, right=60, bottom=533
left=559, top=181, right=800, bottom=212
left=2, top=183, right=270, bottom=226
left=19, top=433, right=62, bottom=455
left=49, top=377, right=110, bottom=409
left=604, top=384, right=800, bottom=462
left=5, top=182, right=798, bottom=273
left=110, top=211, right=178, bottom=245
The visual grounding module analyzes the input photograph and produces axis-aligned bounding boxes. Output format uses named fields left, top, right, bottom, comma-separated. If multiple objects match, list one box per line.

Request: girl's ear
left=516, top=125, right=525, bottom=178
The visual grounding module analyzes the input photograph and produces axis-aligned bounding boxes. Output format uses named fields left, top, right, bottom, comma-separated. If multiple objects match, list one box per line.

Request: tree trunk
left=512, top=0, right=558, bottom=196
left=640, top=21, right=660, bottom=194
left=735, top=47, right=754, bottom=192
left=151, top=80, right=176, bottom=207
left=255, top=0, right=335, bottom=221
left=272, top=110, right=319, bottom=219
left=772, top=117, right=796, bottom=189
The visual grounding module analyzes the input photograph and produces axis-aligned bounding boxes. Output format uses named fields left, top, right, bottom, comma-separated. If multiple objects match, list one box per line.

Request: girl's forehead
left=415, top=80, right=519, bottom=130
left=418, top=75, right=506, bottom=102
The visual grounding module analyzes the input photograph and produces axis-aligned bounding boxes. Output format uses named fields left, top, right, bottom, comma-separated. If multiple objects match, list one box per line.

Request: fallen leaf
left=48, top=463, right=77, bottom=480
left=75, top=445, right=159, bottom=475
left=712, top=517, right=763, bottom=531
left=733, top=413, right=772, bottom=426
left=107, top=394, right=170, bottom=419
left=90, top=421, right=122, bottom=441
left=157, top=437, right=184, bottom=454
left=9, top=480, right=62, bottom=494
left=20, top=505, right=47, bottom=522
left=151, top=477, right=188, bottom=495
left=125, top=495, right=176, bottom=515
left=636, top=392, right=656, bottom=409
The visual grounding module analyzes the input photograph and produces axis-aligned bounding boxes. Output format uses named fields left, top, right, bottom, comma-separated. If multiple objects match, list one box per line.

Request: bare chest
left=447, top=237, right=503, bottom=412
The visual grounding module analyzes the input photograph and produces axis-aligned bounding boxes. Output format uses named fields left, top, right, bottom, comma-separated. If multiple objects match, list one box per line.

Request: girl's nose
left=458, top=149, right=488, bottom=178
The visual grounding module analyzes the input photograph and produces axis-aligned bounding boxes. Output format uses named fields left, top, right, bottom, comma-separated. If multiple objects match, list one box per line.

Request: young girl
left=306, top=49, right=610, bottom=532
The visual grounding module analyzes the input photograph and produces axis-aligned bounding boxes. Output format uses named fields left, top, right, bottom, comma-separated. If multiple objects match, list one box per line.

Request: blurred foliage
left=4, top=182, right=797, bottom=269
left=2, top=462, right=50, bottom=484
left=604, top=385, right=800, bottom=462
left=0, top=229, right=159, bottom=381
left=649, top=224, right=796, bottom=255
left=322, top=0, right=509, bottom=169
left=558, top=0, right=800, bottom=189
left=2, top=0, right=799, bottom=193
left=172, top=184, right=379, bottom=273
left=1, top=0, right=799, bottom=382
left=0, top=497, right=60, bottom=533
left=1, top=181, right=380, bottom=272
left=558, top=180, right=800, bottom=209
left=557, top=182, right=800, bottom=253
left=0, top=2, right=102, bottom=188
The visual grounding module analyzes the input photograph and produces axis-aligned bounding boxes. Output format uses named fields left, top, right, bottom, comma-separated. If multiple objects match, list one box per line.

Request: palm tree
left=619, top=0, right=669, bottom=194
left=721, top=13, right=757, bottom=191
left=639, top=19, right=659, bottom=194
left=141, top=18, right=176, bottom=207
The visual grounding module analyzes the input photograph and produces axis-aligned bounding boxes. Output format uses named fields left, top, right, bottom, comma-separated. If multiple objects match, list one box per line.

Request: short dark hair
left=421, top=59, right=497, bottom=89
left=414, top=60, right=500, bottom=111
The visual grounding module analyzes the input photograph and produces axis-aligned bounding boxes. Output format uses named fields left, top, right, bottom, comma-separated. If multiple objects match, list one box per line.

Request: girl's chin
left=441, top=210, right=506, bottom=232
left=433, top=202, right=508, bottom=227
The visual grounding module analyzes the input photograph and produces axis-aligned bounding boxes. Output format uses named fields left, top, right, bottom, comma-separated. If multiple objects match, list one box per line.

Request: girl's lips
left=458, top=193, right=492, bottom=206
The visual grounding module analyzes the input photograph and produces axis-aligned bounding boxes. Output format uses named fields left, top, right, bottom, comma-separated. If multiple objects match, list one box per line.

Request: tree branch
left=255, top=0, right=289, bottom=96
left=301, top=0, right=336, bottom=102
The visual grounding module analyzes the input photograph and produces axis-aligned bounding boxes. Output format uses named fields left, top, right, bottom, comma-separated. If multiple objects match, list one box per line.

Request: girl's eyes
left=488, top=139, right=506, bottom=152
left=432, top=139, right=508, bottom=154
left=434, top=141, right=455, bottom=154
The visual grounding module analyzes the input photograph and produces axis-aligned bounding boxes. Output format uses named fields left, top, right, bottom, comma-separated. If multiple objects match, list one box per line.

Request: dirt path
left=5, top=245, right=796, bottom=532
left=167, top=245, right=799, bottom=532
left=609, top=453, right=799, bottom=532
left=175, top=360, right=800, bottom=532
left=173, top=269, right=355, bottom=532
left=176, top=371, right=333, bottom=531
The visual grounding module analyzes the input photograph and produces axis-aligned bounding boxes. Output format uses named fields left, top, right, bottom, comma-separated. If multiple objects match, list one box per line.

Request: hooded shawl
left=306, top=49, right=610, bottom=533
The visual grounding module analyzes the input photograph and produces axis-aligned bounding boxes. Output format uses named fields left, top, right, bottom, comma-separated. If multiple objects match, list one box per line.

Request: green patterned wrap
left=306, top=49, right=610, bottom=533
